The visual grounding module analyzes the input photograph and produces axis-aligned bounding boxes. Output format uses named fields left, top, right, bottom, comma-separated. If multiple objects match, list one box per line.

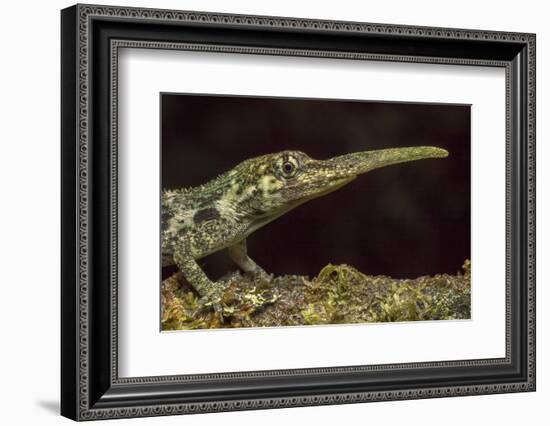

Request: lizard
left=161, top=146, right=448, bottom=312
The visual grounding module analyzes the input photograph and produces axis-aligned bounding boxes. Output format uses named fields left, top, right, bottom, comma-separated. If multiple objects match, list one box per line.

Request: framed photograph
left=61, top=4, right=536, bottom=420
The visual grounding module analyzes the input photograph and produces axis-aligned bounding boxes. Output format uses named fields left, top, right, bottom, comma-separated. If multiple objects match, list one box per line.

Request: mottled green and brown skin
left=161, top=146, right=448, bottom=310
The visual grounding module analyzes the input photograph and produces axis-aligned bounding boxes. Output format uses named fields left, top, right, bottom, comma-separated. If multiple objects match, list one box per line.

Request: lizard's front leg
left=228, top=239, right=270, bottom=281
left=173, top=240, right=226, bottom=312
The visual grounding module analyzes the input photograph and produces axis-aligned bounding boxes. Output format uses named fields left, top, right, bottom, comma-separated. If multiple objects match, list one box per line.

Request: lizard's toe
left=245, top=267, right=272, bottom=284
left=195, top=282, right=228, bottom=318
left=195, top=296, right=225, bottom=322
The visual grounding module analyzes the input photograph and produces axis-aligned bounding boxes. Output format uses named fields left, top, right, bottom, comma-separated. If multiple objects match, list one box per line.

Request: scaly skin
left=161, top=146, right=448, bottom=311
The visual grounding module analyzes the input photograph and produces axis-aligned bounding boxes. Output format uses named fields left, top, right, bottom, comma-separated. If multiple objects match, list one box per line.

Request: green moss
left=161, top=260, right=471, bottom=330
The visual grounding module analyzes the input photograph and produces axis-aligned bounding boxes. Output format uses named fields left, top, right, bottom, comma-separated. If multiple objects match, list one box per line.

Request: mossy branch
left=162, top=260, right=471, bottom=330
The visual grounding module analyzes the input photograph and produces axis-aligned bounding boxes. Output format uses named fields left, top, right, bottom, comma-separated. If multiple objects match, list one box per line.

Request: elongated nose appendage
left=322, top=146, right=449, bottom=179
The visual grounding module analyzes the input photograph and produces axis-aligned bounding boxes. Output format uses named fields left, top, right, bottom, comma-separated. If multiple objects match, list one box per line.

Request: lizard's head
left=227, top=146, right=448, bottom=230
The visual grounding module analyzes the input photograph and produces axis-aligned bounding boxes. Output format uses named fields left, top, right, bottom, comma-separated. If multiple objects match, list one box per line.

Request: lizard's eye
left=283, top=162, right=294, bottom=174
left=276, top=154, right=300, bottom=179
left=280, top=158, right=298, bottom=178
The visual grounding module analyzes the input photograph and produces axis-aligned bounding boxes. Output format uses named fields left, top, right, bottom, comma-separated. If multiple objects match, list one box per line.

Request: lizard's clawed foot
left=245, top=267, right=273, bottom=286
left=195, top=281, right=227, bottom=321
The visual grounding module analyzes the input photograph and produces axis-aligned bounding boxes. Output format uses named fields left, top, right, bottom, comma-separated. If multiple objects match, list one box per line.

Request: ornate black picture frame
left=61, top=4, right=536, bottom=421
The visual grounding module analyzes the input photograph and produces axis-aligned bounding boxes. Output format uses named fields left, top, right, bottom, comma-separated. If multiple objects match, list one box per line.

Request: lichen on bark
left=161, top=260, right=471, bottom=330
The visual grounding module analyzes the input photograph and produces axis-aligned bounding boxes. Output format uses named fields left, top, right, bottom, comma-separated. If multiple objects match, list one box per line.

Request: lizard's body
left=161, top=147, right=448, bottom=310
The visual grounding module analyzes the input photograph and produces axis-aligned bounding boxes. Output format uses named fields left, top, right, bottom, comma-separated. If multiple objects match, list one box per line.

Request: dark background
left=161, top=94, right=470, bottom=280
